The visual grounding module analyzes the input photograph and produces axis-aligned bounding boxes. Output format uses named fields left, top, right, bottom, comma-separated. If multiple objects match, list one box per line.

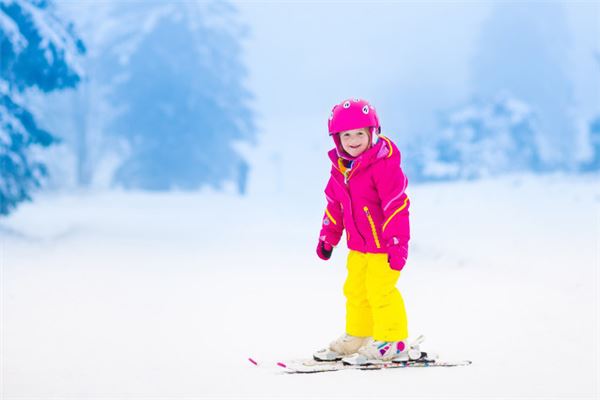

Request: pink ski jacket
left=319, top=135, right=410, bottom=254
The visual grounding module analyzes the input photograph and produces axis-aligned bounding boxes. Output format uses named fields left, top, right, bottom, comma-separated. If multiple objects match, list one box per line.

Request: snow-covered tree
left=422, top=94, right=543, bottom=180
left=0, top=0, right=84, bottom=215
left=580, top=117, right=600, bottom=172
left=106, top=2, right=255, bottom=192
left=470, top=1, right=574, bottom=168
left=579, top=54, right=600, bottom=172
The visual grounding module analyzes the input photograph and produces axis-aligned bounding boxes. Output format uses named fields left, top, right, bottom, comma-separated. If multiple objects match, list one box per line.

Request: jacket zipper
left=332, top=175, right=366, bottom=247
left=344, top=161, right=360, bottom=184
left=363, top=206, right=381, bottom=249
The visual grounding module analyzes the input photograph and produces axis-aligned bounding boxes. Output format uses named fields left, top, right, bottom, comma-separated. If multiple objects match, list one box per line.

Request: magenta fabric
left=387, top=243, right=408, bottom=271
left=318, top=135, right=410, bottom=257
left=316, top=240, right=333, bottom=260
left=328, top=98, right=380, bottom=134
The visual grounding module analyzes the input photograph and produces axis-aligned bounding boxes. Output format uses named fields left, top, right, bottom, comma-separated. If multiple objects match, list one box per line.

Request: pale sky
left=237, top=1, right=599, bottom=139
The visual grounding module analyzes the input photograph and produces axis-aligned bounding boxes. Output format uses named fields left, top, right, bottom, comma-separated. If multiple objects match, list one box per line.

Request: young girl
left=314, top=98, right=420, bottom=365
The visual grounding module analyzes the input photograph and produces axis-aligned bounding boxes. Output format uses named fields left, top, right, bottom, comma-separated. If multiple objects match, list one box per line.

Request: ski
left=275, top=357, right=472, bottom=374
left=249, top=335, right=471, bottom=373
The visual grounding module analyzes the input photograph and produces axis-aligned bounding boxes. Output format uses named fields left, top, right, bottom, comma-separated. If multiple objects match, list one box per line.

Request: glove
left=316, top=240, right=333, bottom=260
left=387, top=241, right=408, bottom=271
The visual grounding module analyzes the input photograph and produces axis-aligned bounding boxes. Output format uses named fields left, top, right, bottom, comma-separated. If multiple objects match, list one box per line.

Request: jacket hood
left=328, top=135, right=400, bottom=170
left=331, top=127, right=379, bottom=161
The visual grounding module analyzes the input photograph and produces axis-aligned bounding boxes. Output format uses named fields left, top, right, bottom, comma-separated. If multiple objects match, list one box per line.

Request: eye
left=362, top=105, right=369, bottom=114
left=343, top=101, right=351, bottom=109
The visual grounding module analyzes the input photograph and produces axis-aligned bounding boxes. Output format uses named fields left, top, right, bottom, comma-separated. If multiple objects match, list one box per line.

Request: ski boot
left=313, top=333, right=371, bottom=362
left=342, top=334, right=434, bottom=365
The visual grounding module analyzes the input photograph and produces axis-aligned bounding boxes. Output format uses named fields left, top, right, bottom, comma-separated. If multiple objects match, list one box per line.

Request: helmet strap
left=371, top=127, right=380, bottom=145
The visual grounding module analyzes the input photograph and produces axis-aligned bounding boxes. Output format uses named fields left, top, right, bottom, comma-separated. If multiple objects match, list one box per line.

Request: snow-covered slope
left=1, top=174, right=598, bottom=398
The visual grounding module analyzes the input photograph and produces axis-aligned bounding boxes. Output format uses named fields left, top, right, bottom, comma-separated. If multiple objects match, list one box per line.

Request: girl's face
left=339, top=128, right=371, bottom=158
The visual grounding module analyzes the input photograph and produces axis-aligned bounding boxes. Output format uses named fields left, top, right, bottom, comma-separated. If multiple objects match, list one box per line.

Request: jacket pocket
left=363, top=206, right=381, bottom=249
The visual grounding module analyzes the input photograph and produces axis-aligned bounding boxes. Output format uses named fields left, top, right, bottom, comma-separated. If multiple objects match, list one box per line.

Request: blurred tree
left=580, top=53, right=600, bottom=172
left=0, top=0, right=84, bottom=215
left=581, top=117, right=600, bottom=172
left=109, top=2, right=255, bottom=192
left=470, top=1, right=574, bottom=168
left=424, top=94, right=543, bottom=180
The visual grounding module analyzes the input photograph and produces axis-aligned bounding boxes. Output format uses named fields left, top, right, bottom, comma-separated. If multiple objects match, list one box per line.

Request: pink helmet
left=328, top=98, right=380, bottom=135
left=328, top=98, right=381, bottom=160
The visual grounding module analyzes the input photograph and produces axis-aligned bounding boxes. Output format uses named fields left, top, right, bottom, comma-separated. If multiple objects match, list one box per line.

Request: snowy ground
left=1, top=174, right=598, bottom=399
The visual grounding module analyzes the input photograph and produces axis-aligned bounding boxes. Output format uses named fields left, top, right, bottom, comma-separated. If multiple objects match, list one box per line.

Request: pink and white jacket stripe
left=319, top=135, right=410, bottom=254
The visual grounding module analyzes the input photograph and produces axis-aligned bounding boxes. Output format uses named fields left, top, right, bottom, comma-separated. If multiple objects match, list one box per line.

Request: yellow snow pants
left=344, top=250, right=408, bottom=342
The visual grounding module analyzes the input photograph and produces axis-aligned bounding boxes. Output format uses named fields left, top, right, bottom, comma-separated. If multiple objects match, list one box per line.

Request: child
left=314, top=98, right=419, bottom=365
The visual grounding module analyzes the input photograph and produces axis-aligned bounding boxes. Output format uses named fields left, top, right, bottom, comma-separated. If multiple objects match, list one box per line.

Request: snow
left=0, top=7, right=27, bottom=54
left=16, top=0, right=84, bottom=78
left=1, top=173, right=598, bottom=398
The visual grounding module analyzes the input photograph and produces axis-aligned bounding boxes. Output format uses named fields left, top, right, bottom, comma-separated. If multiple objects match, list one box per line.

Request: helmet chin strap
left=371, top=126, right=380, bottom=145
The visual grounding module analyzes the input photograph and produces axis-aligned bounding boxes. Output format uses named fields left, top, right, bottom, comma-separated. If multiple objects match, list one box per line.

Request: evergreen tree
left=0, top=0, right=84, bottom=215
left=109, top=2, right=255, bottom=192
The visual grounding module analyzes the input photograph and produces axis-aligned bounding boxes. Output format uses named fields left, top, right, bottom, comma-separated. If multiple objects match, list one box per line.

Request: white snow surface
left=1, top=174, right=599, bottom=398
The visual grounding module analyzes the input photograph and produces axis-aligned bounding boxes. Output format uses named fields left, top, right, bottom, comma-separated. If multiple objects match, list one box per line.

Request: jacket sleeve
left=373, top=155, right=410, bottom=247
left=318, top=175, right=345, bottom=246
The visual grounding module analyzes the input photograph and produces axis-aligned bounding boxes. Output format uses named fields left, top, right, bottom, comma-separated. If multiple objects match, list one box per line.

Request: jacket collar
left=328, top=135, right=395, bottom=173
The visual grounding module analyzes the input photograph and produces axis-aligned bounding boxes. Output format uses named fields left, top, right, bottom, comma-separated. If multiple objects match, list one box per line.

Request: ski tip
left=276, top=362, right=287, bottom=369
left=248, top=357, right=258, bottom=366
